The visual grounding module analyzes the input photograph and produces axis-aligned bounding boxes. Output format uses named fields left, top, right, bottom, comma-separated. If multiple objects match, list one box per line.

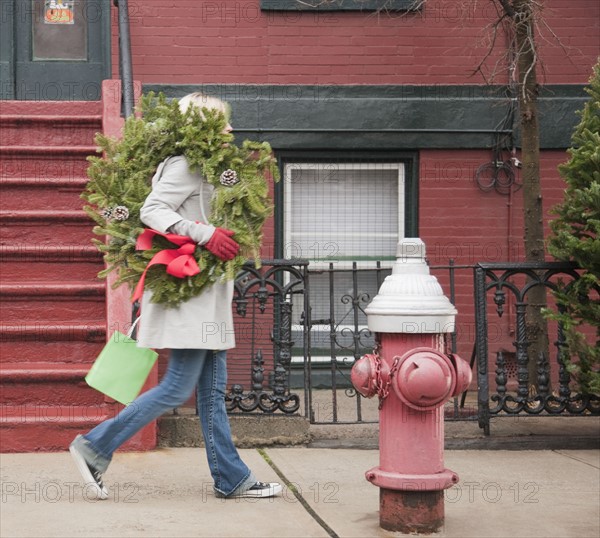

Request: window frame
left=283, top=161, right=405, bottom=270
left=274, top=150, right=419, bottom=261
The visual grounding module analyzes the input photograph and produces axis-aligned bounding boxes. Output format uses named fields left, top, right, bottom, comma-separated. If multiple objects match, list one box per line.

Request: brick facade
left=112, top=1, right=598, bottom=85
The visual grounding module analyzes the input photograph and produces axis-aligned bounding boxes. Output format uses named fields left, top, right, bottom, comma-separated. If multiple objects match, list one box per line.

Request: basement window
left=283, top=161, right=405, bottom=363
left=284, top=162, right=403, bottom=269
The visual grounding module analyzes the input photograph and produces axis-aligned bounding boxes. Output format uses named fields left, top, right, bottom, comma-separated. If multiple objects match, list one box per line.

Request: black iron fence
left=173, top=259, right=599, bottom=432
left=224, top=259, right=309, bottom=415
left=304, top=262, right=389, bottom=424
left=223, top=259, right=391, bottom=424
left=301, top=261, right=477, bottom=425
left=474, top=262, right=600, bottom=435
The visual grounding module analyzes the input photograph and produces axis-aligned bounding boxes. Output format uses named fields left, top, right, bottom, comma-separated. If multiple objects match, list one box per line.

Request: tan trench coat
left=135, top=155, right=236, bottom=350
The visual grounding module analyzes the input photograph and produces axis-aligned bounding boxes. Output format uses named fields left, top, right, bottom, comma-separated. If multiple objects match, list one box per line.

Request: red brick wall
left=420, top=148, right=570, bottom=359
left=113, top=1, right=599, bottom=85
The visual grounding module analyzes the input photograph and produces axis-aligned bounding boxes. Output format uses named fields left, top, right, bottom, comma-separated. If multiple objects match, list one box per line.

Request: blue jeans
left=78, top=349, right=255, bottom=497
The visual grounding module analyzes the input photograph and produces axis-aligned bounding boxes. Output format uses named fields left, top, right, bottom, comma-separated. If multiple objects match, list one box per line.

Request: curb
left=158, top=413, right=311, bottom=448
left=308, top=435, right=600, bottom=451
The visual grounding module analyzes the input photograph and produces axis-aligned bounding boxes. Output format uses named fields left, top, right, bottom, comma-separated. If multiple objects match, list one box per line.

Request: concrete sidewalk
left=2, top=446, right=599, bottom=538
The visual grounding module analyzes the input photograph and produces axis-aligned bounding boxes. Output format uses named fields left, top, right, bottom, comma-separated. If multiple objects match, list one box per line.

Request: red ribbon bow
left=132, top=228, right=200, bottom=303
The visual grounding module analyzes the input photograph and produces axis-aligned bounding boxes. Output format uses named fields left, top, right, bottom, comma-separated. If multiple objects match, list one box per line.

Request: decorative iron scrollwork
left=226, top=261, right=307, bottom=416
left=475, top=262, right=600, bottom=433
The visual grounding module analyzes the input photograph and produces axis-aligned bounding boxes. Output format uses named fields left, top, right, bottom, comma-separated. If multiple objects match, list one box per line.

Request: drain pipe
left=114, top=0, right=135, bottom=118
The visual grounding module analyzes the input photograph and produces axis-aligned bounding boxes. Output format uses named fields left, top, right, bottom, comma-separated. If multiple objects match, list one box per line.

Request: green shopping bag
left=85, top=318, right=158, bottom=405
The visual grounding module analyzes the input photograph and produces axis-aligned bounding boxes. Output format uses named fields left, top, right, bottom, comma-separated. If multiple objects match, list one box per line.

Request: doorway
left=0, top=0, right=110, bottom=100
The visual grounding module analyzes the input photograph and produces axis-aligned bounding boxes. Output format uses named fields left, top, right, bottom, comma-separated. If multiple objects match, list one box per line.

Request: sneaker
left=236, top=481, right=283, bottom=498
left=69, top=438, right=109, bottom=500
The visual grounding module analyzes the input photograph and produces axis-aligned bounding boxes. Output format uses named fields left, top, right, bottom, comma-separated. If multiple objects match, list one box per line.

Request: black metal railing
left=224, top=259, right=309, bottom=415
left=302, top=261, right=476, bottom=425
left=166, top=257, right=599, bottom=433
left=304, top=262, right=390, bottom=424
left=474, top=262, right=600, bottom=435
left=433, top=261, right=480, bottom=421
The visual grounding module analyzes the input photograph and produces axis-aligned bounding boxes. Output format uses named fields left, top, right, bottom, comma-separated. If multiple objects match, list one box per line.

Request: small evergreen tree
left=547, top=60, right=600, bottom=394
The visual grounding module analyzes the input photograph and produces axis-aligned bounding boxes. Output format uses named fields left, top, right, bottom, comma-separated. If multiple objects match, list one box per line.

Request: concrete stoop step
left=158, top=411, right=311, bottom=449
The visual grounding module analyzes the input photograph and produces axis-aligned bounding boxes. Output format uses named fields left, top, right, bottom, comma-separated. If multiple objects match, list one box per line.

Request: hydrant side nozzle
left=351, top=354, right=389, bottom=399
left=448, top=353, right=473, bottom=397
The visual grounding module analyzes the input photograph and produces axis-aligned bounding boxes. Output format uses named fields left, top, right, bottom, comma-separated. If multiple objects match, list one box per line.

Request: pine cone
left=219, top=169, right=239, bottom=187
left=100, top=207, right=113, bottom=220
left=112, top=205, right=130, bottom=221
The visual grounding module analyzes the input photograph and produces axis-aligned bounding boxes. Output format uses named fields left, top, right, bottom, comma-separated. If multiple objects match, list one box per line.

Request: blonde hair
left=178, top=92, right=230, bottom=120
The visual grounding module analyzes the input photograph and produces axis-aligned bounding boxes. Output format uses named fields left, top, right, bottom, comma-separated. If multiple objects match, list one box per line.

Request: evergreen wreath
left=82, top=92, right=279, bottom=308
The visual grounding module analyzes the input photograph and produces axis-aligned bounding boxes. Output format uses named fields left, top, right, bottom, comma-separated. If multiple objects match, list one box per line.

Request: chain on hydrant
left=372, top=339, right=400, bottom=410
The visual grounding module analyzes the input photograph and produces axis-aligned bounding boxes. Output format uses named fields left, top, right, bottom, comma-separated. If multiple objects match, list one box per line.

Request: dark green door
left=1, top=0, right=110, bottom=100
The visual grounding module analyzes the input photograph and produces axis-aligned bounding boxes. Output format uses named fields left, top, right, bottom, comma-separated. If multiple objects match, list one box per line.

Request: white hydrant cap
left=365, top=238, right=457, bottom=333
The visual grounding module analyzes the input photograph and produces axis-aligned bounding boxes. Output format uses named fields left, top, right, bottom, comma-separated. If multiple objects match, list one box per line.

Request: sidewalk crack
left=552, top=449, right=600, bottom=469
left=258, top=448, right=339, bottom=538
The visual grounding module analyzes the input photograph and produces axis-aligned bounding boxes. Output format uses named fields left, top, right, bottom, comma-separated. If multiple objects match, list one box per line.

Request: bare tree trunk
left=511, top=0, right=549, bottom=388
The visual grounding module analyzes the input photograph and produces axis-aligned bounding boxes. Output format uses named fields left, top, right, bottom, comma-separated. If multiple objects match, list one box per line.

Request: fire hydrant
left=351, top=239, right=472, bottom=534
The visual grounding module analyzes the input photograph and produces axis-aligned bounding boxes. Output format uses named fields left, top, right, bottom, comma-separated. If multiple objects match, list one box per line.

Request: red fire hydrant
left=351, top=239, right=472, bottom=534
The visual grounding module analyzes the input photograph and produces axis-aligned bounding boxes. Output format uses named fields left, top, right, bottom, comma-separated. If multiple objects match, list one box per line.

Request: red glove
left=204, top=227, right=239, bottom=261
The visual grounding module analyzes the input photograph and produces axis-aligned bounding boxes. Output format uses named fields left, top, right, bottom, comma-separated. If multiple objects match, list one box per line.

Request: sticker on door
left=44, top=0, right=74, bottom=25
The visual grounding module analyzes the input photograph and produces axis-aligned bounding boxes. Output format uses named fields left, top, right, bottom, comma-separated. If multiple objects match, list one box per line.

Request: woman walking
left=70, top=93, right=282, bottom=500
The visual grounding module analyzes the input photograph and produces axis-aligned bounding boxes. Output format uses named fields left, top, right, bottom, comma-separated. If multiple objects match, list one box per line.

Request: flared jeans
left=77, top=349, right=254, bottom=497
